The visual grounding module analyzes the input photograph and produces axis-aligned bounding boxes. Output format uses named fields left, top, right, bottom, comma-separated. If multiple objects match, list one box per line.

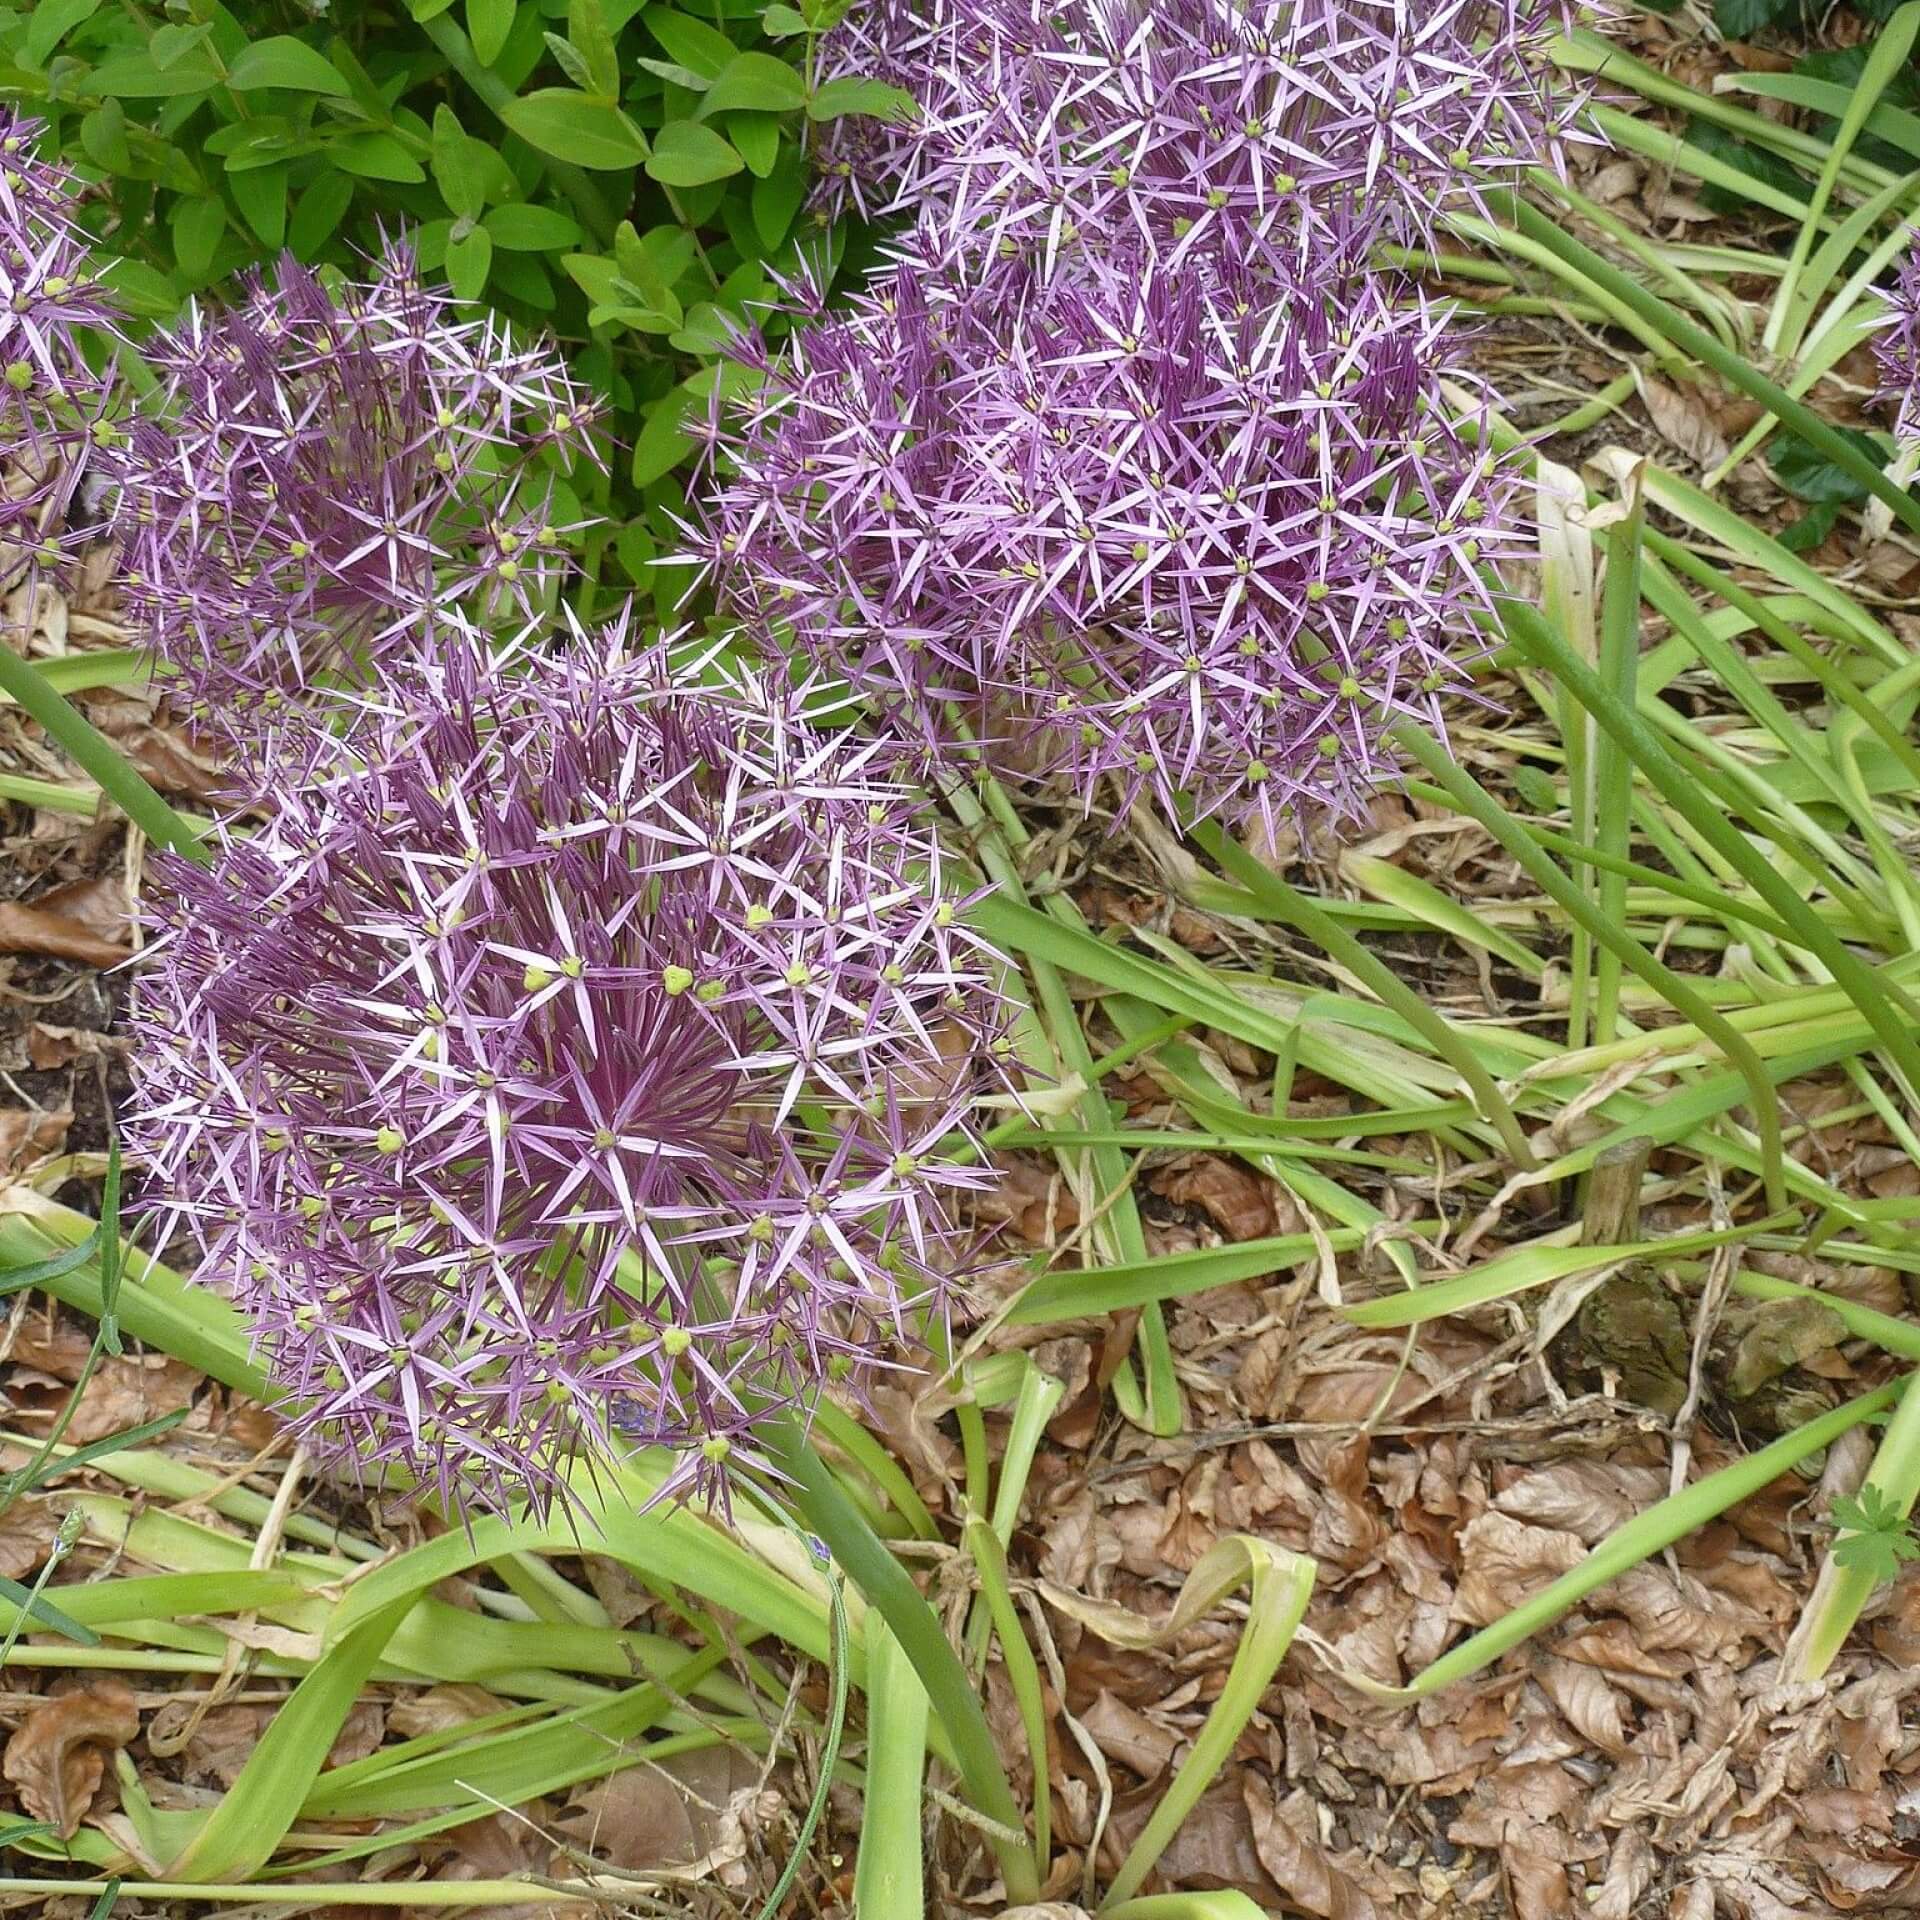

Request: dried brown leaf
left=1452, top=1512, right=1586, bottom=1626
left=1537, top=1654, right=1630, bottom=1754
left=1495, top=1460, right=1666, bottom=1545
left=1591, top=1831, right=1653, bottom=1920
left=1104, top=1775, right=1270, bottom=1899
left=1246, top=1780, right=1404, bottom=1920
left=386, top=1685, right=512, bottom=1740
left=33, top=875, right=131, bottom=946
left=0, top=1499, right=61, bottom=1582
left=0, top=1107, right=70, bottom=1177
left=554, top=1745, right=766, bottom=1877
left=1080, top=1690, right=1179, bottom=1780
left=3, top=1680, right=139, bottom=1836
left=6, top=1341, right=199, bottom=1445
left=1152, top=1157, right=1278, bottom=1242
left=176, top=1705, right=272, bottom=1789
left=1506, top=1847, right=1575, bottom=1920
left=1639, top=377, right=1732, bottom=470
left=0, top=902, right=128, bottom=967
left=325, top=1699, right=384, bottom=1770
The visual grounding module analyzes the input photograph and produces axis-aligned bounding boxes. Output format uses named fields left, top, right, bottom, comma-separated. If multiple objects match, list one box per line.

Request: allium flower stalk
left=697, top=241, right=1519, bottom=827
left=816, top=0, right=1591, bottom=281
left=1, top=111, right=121, bottom=606
left=1876, top=238, right=1920, bottom=446
left=102, top=246, right=598, bottom=751
left=127, top=615, right=1008, bottom=1511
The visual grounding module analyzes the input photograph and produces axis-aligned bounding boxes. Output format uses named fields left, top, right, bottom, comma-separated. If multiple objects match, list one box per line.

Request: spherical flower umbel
left=1, top=113, right=120, bottom=602
left=697, top=242, right=1520, bottom=826
left=1876, top=235, right=1920, bottom=446
left=102, top=245, right=597, bottom=751
left=816, top=0, right=1591, bottom=282
left=126, top=614, right=1008, bottom=1512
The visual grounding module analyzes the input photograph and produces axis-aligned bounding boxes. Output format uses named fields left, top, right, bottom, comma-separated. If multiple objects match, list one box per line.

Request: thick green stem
left=762, top=1416, right=1039, bottom=1905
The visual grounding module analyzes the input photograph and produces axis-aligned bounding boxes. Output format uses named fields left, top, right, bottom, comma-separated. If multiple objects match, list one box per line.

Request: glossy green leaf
left=225, top=161, right=288, bottom=246
left=287, top=169, right=354, bottom=258
left=483, top=201, right=583, bottom=249
left=225, top=36, right=354, bottom=96
left=23, top=0, right=103, bottom=68
left=96, top=258, right=179, bottom=318
left=502, top=90, right=649, bottom=168
left=631, top=382, right=701, bottom=485
left=168, top=195, right=225, bottom=280
left=702, top=50, right=806, bottom=114
left=751, top=142, right=808, bottom=247
left=446, top=225, right=493, bottom=299
left=430, top=105, right=509, bottom=218
left=86, top=49, right=219, bottom=96
left=641, top=4, right=737, bottom=77
left=646, top=119, right=743, bottom=185
left=568, top=0, right=621, bottom=95
left=78, top=102, right=132, bottom=173
left=724, top=111, right=781, bottom=177
left=466, top=0, right=517, bottom=64
left=329, top=130, right=427, bottom=181
left=807, top=75, right=918, bottom=123
left=150, top=22, right=212, bottom=68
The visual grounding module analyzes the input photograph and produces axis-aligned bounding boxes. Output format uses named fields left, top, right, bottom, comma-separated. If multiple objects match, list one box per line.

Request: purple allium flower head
left=697, top=239, right=1520, bottom=827
left=101, top=244, right=598, bottom=750
left=1, top=113, right=120, bottom=603
left=816, top=0, right=1592, bottom=279
left=0, top=109, right=89, bottom=239
left=126, top=613, right=1009, bottom=1513
left=1876, top=236, right=1920, bottom=445
left=809, top=0, right=948, bottom=224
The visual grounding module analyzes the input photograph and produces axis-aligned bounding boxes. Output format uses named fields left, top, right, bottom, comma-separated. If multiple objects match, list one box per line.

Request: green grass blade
left=853, top=1609, right=930, bottom=1920
left=0, top=1574, right=100, bottom=1648
left=0, top=647, right=210, bottom=862
left=1010, top=1224, right=1392, bottom=1323
left=1592, top=488, right=1643, bottom=1046
left=1394, top=730, right=1790, bottom=1208
left=1504, top=194, right=1920, bottom=539
left=1356, top=1378, right=1907, bottom=1700
left=1192, top=825, right=1538, bottom=1167
left=1341, top=1214, right=1795, bottom=1329
left=1089, top=1539, right=1316, bottom=1909
left=763, top=1418, right=1037, bottom=1905
left=1501, top=599, right=1920, bottom=1094
left=964, top=1519, right=1052, bottom=1885
left=1764, top=1, right=1920, bottom=354
left=163, top=1599, right=416, bottom=1881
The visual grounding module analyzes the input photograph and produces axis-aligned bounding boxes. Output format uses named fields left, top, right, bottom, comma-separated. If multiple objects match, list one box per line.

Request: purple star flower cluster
left=0, top=111, right=121, bottom=605
left=703, top=0, right=1586, bottom=826
left=4, top=131, right=1016, bottom=1510
left=1876, top=239, right=1920, bottom=445
left=703, top=255, right=1516, bottom=819
left=128, top=617, right=1007, bottom=1508
left=818, top=0, right=1588, bottom=279
left=101, top=246, right=597, bottom=756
